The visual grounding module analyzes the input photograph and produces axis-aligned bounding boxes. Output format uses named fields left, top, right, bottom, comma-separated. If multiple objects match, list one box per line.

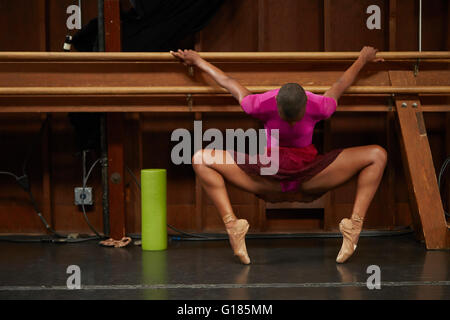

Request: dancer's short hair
left=276, top=83, right=307, bottom=121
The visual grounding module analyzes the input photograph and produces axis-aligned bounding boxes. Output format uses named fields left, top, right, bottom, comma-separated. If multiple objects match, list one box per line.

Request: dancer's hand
left=358, top=46, right=384, bottom=63
left=170, top=49, right=202, bottom=66
left=171, top=49, right=251, bottom=104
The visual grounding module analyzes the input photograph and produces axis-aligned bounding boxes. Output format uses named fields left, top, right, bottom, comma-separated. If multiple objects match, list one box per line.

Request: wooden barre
left=1, top=86, right=450, bottom=95
left=0, top=51, right=449, bottom=62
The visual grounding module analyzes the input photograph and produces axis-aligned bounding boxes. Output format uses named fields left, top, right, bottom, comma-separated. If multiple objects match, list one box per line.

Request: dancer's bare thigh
left=299, top=145, right=385, bottom=194
left=198, top=149, right=282, bottom=195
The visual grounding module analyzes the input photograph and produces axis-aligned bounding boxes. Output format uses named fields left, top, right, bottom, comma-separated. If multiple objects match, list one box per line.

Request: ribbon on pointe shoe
left=99, top=237, right=132, bottom=248
left=223, top=213, right=237, bottom=225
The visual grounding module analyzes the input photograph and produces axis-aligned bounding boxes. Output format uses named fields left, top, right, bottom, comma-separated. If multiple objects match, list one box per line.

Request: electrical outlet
left=74, top=187, right=93, bottom=206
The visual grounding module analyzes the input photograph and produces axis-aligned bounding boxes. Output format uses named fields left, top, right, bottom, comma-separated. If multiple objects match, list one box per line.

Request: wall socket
left=74, top=187, right=93, bottom=206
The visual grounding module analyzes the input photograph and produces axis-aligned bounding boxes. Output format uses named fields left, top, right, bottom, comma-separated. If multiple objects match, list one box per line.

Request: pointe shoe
left=226, top=219, right=251, bottom=265
left=336, top=214, right=363, bottom=264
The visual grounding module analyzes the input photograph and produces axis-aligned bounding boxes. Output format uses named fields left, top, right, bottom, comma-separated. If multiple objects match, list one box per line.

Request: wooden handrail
left=1, top=86, right=450, bottom=95
left=0, top=51, right=449, bottom=62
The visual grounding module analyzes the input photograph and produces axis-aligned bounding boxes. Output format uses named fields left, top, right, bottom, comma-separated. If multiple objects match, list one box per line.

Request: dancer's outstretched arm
left=170, top=49, right=252, bottom=104
left=324, top=46, right=384, bottom=103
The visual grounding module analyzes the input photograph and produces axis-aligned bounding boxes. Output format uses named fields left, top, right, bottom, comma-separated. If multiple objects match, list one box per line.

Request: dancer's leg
left=192, top=149, right=281, bottom=264
left=299, top=145, right=388, bottom=262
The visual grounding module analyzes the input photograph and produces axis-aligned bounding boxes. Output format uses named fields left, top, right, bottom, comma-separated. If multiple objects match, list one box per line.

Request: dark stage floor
left=0, top=234, right=449, bottom=300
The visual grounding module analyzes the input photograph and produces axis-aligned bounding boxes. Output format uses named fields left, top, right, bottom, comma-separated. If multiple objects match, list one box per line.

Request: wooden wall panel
left=0, top=0, right=449, bottom=234
left=0, top=0, right=47, bottom=51
left=324, top=0, right=388, bottom=51
left=47, top=0, right=98, bottom=52
left=198, top=0, right=259, bottom=52
left=421, top=0, right=447, bottom=51
left=391, top=0, right=448, bottom=51
left=141, top=113, right=197, bottom=233
left=394, top=0, right=418, bottom=51
left=258, top=0, right=323, bottom=51
left=0, top=110, right=448, bottom=234
left=0, top=115, right=47, bottom=233
left=49, top=114, right=104, bottom=234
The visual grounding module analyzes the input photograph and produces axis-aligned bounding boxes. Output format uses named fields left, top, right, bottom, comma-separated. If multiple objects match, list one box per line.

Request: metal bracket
left=387, top=94, right=395, bottom=111
left=110, top=172, right=122, bottom=184
left=188, top=66, right=195, bottom=78
left=187, top=94, right=193, bottom=111
left=414, top=58, right=420, bottom=77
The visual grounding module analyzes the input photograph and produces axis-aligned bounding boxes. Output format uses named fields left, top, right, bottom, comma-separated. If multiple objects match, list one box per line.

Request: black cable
left=127, top=227, right=413, bottom=242
left=0, top=235, right=100, bottom=244
left=0, top=116, right=104, bottom=243
left=0, top=115, right=65, bottom=238
left=438, top=156, right=450, bottom=217
left=0, top=171, right=18, bottom=179
left=80, top=151, right=105, bottom=239
left=124, top=165, right=414, bottom=241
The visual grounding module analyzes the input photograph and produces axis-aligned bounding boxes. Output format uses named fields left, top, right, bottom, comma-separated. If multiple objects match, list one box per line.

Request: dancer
left=171, top=47, right=386, bottom=264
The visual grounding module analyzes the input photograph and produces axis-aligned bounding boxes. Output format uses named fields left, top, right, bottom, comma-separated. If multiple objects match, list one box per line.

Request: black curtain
left=72, top=0, right=225, bottom=52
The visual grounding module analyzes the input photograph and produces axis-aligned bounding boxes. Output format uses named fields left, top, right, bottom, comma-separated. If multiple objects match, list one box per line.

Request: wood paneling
left=50, top=0, right=103, bottom=51
left=0, top=0, right=449, bottom=236
left=324, top=0, right=388, bottom=51
left=258, top=0, right=323, bottom=51
left=0, top=0, right=47, bottom=51
left=199, top=0, right=259, bottom=52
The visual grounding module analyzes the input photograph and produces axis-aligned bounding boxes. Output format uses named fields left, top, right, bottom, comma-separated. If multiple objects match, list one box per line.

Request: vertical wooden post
left=322, top=0, right=333, bottom=229
left=257, top=0, right=265, bottom=52
left=447, top=2, right=450, bottom=51
left=389, top=0, right=397, bottom=51
left=37, top=0, right=48, bottom=52
left=323, top=0, right=332, bottom=51
left=103, top=0, right=126, bottom=239
left=104, top=0, right=122, bottom=52
left=385, top=110, right=397, bottom=227
left=41, top=114, right=53, bottom=233
left=390, top=71, right=449, bottom=249
left=323, top=118, right=334, bottom=231
left=445, top=114, right=450, bottom=226
left=194, top=112, right=203, bottom=232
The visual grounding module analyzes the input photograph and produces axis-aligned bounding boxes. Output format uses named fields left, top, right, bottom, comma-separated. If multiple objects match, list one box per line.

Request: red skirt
left=231, top=144, right=343, bottom=193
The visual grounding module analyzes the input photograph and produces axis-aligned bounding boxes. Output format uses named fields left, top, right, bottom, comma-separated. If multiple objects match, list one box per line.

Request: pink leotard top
left=241, top=89, right=337, bottom=148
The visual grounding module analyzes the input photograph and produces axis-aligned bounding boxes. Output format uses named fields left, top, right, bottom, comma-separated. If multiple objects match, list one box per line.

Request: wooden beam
left=104, top=0, right=122, bottom=52
left=40, top=113, right=53, bottom=234
left=103, top=0, right=125, bottom=239
left=447, top=2, right=450, bottom=51
left=194, top=112, right=203, bottom=232
left=385, top=110, right=397, bottom=227
left=2, top=86, right=450, bottom=95
left=37, top=0, right=48, bottom=52
left=323, top=0, right=332, bottom=51
left=1, top=103, right=450, bottom=114
left=1, top=51, right=449, bottom=62
left=389, top=0, right=397, bottom=51
left=323, top=117, right=334, bottom=231
left=107, top=112, right=126, bottom=238
left=390, top=71, right=449, bottom=249
left=258, top=0, right=266, bottom=52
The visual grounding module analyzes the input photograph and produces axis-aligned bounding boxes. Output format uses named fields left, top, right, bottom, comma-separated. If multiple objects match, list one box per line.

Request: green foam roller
left=141, top=169, right=167, bottom=251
